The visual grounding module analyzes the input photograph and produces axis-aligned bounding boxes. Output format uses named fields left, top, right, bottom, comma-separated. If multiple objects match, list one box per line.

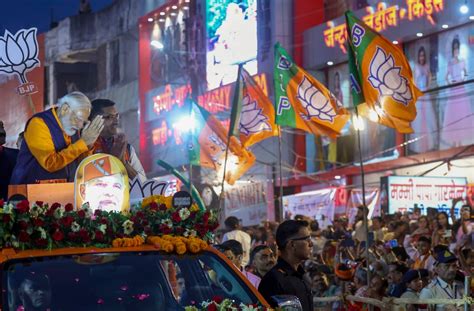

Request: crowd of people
left=215, top=202, right=473, bottom=311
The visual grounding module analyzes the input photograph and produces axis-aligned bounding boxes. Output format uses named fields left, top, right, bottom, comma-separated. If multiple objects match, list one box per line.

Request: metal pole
left=464, top=275, right=470, bottom=311
left=355, top=108, right=371, bottom=291
left=219, top=135, right=231, bottom=219
left=277, top=126, right=284, bottom=221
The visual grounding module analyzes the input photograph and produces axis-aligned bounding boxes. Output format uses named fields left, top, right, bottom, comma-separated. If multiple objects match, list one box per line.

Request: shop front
left=286, top=0, right=474, bottom=217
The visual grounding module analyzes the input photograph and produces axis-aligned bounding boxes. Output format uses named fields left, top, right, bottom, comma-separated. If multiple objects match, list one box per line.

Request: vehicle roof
left=0, top=245, right=270, bottom=307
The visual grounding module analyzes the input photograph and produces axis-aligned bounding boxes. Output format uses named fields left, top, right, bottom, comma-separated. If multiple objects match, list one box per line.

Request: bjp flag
left=189, top=102, right=255, bottom=185
left=274, top=43, right=350, bottom=138
left=229, top=66, right=278, bottom=147
left=345, top=10, right=422, bottom=133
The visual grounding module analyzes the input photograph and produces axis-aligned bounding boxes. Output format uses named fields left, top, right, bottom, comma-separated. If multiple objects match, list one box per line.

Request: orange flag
left=346, top=11, right=422, bottom=133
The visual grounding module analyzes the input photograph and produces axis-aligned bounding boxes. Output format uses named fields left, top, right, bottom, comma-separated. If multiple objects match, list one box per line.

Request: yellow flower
left=176, top=244, right=187, bottom=255
left=187, top=241, right=200, bottom=253
left=190, top=204, right=200, bottom=212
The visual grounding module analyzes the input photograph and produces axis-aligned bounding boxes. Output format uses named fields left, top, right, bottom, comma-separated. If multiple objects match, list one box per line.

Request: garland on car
left=184, top=297, right=270, bottom=311
left=0, top=195, right=218, bottom=252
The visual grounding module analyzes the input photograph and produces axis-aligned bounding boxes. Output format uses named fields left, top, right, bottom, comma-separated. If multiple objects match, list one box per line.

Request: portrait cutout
left=74, top=153, right=129, bottom=213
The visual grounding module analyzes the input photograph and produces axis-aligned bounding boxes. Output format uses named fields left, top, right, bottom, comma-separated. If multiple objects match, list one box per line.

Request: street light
left=460, top=1, right=469, bottom=14
left=150, top=40, right=164, bottom=49
left=352, top=114, right=365, bottom=131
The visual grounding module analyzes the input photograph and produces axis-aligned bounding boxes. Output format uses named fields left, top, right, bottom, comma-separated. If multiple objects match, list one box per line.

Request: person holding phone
left=452, top=202, right=473, bottom=248
left=432, top=212, right=453, bottom=246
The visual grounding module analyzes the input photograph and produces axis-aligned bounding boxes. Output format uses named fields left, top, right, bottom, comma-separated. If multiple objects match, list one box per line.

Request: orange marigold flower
left=188, top=242, right=200, bottom=253
left=112, top=238, right=122, bottom=248
left=176, top=244, right=187, bottom=255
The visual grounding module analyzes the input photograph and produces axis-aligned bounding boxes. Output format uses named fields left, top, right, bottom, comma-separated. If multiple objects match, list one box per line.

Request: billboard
left=283, top=188, right=337, bottom=228
left=380, top=176, right=468, bottom=217
left=206, top=0, right=258, bottom=90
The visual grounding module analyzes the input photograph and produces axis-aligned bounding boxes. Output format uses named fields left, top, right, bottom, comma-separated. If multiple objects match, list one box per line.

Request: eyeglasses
left=288, top=235, right=312, bottom=242
left=102, top=113, right=120, bottom=120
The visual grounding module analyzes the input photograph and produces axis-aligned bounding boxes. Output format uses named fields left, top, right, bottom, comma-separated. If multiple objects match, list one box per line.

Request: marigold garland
left=146, top=235, right=208, bottom=254
left=112, top=235, right=144, bottom=248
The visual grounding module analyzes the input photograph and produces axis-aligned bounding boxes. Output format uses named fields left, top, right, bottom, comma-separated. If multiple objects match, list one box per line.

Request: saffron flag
left=274, top=43, right=350, bottom=138
left=345, top=10, right=422, bottom=133
left=189, top=102, right=255, bottom=185
left=229, top=66, right=278, bottom=147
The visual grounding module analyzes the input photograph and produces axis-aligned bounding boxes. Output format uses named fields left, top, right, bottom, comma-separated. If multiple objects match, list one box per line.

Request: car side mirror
left=271, top=295, right=303, bottom=310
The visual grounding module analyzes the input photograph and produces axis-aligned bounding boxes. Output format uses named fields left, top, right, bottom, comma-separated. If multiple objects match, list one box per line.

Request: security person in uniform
left=258, top=220, right=313, bottom=311
left=419, top=250, right=464, bottom=311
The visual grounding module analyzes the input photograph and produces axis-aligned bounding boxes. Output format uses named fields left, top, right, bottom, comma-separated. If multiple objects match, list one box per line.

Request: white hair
left=57, top=91, right=91, bottom=110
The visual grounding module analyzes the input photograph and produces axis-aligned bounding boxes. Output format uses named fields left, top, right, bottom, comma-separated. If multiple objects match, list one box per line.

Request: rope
left=311, top=295, right=473, bottom=308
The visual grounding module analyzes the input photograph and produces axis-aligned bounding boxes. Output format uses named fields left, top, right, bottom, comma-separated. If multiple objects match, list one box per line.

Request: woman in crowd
left=432, top=211, right=453, bottom=246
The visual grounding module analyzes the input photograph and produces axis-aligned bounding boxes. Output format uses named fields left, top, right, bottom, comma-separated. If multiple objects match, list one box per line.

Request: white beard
left=59, top=115, right=77, bottom=136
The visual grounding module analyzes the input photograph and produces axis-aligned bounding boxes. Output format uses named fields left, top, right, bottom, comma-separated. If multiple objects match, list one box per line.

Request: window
left=1, top=251, right=260, bottom=311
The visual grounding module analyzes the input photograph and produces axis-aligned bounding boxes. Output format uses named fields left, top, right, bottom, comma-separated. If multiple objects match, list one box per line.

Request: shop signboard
left=303, top=0, right=472, bottom=68
left=224, top=181, right=274, bottom=226
left=380, top=176, right=467, bottom=217
left=282, top=188, right=336, bottom=228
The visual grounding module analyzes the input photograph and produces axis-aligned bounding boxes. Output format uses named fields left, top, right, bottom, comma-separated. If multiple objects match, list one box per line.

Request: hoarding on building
left=381, top=176, right=468, bottom=217
left=206, top=0, right=258, bottom=90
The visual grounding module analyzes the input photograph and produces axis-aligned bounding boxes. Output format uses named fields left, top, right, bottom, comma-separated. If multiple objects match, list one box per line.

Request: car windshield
left=1, top=251, right=259, bottom=311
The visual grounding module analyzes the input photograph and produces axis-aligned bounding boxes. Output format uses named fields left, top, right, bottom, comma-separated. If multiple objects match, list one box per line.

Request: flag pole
left=277, top=126, right=284, bottom=220
left=355, top=107, right=371, bottom=290
left=219, top=134, right=231, bottom=218
left=219, top=64, right=244, bottom=218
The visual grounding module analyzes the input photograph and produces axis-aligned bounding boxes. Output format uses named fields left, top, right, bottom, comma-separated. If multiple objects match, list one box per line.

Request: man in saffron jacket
left=11, top=92, right=104, bottom=184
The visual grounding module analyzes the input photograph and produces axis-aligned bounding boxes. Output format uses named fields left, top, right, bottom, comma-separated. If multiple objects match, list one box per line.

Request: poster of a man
left=207, top=0, right=258, bottom=89
left=75, top=154, right=129, bottom=213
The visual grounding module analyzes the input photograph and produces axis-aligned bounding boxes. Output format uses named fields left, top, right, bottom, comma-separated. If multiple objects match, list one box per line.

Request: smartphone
left=443, top=229, right=452, bottom=238
left=385, top=239, right=398, bottom=248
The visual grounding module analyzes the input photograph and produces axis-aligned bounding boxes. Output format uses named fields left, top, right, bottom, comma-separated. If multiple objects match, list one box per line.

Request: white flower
left=240, top=303, right=261, bottom=311
left=71, top=222, right=81, bottom=232
left=161, top=219, right=173, bottom=227
left=239, top=95, right=271, bottom=136
left=37, top=227, right=47, bottom=239
left=0, top=28, right=40, bottom=84
left=183, top=229, right=197, bottom=238
left=179, top=208, right=191, bottom=221
left=98, top=224, right=107, bottom=234
left=368, top=47, right=413, bottom=105
left=81, top=203, right=93, bottom=218
left=2, top=202, right=14, bottom=214
left=297, top=76, right=336, bottom=122
left=122, top=220, right=134, bottom=235
left=53, top=206, right=65, bottom=219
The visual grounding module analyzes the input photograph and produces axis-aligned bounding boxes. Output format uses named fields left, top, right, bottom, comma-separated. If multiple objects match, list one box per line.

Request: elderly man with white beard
left=11, top=92, right=104, bottom=184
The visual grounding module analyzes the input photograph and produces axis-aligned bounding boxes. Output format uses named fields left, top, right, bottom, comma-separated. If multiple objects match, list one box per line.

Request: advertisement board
left=380, top=176, right=468, bottom=217
left=224, top=181, right=274, bottom=226
left=283, top=188, right=336, bottom=228
left=206, top=0, right=258, bottom=90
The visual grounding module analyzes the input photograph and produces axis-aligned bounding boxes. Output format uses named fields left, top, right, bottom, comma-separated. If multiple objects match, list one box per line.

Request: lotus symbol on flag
left=0, top=28, right=40, bottom=84
left=368, top=47, right=412, bottom=106
left=297, top=76, right=336, bottom=122
left=239, top=95, right=271, bottom=136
